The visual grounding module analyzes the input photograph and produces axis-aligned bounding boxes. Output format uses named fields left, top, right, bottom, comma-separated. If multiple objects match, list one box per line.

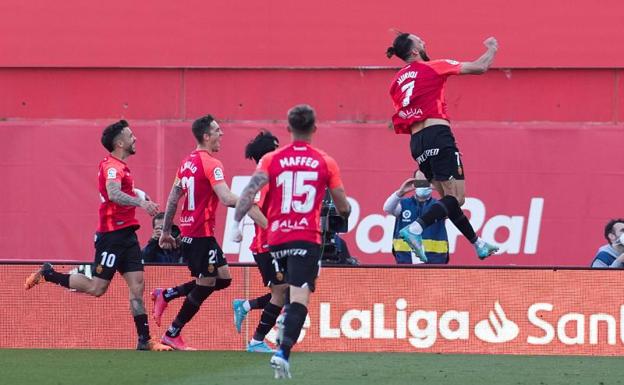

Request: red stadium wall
left=1, top=0, right=623, bottom=68
left=1, top=68, right=624, bottom=122
left=7, top=264, right=624, bottom=355
left=2, top=1, right=624, bottom=266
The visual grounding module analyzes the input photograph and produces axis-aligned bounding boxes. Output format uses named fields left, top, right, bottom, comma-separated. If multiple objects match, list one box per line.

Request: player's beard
left=127, top=143, right=136, bottom=155
left=419, top=49, right=430, bottom=62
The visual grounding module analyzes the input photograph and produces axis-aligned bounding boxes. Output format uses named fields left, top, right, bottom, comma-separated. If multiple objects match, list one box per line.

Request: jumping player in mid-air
left=386, top=32, right=500, bottom=261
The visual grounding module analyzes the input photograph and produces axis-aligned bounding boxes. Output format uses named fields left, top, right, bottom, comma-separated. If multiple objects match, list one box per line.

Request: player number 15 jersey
left=257, top=141, right=343, bottom=246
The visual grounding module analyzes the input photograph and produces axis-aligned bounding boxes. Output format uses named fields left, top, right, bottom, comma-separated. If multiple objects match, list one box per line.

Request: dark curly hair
left=101, top=120, right=129, bottom=152
left=604, top=218, right=624, bottom=242
left=245, top=130, right=279, bottom=163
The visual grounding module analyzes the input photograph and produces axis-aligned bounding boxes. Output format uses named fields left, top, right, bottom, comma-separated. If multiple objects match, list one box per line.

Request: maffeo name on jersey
left=280, top=156, right=319, bottom=169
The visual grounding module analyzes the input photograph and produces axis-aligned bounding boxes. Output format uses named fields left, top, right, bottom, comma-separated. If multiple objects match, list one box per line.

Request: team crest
left=106, top=168, right=117, bottom=179
left=208, top=264, right=215, bottom=273
left=96, top=265, right=103, bottom=274
left=276, top=272, right=284, bottom=282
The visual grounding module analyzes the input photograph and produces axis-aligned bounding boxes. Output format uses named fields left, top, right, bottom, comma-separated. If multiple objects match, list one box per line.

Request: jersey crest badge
left=106, top=168, right=117, bottom=179
left=213, top=167, right=224, bottom=181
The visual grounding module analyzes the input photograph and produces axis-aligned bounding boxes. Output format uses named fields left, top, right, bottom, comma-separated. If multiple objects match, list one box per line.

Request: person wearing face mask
left=383, top=171, right=449, bottom=264
left=591, top=219, right=624, bottom=268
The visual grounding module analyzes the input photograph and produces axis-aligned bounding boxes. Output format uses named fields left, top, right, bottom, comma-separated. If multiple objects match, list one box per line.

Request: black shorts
left=93, top=226, right=143, bottom=281
left=410, top=125, right=465, bottom=181
left=269, top=241, right=321, bottom=292
left=254, top=252, right=287, bottom=287
left=181, top=236, right=227, bottom=278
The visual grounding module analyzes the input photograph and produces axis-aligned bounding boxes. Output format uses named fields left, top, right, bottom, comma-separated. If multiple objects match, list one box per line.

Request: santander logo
left=474, top=301, right=519, bottom=343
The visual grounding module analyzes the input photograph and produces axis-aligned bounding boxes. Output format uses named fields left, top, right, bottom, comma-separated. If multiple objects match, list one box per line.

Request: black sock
left=249, top=293, right=272, bottom=310
left=450, top=213, right=478, bottom=243
left=214, top=278, right=231, bottom=291
left=279, top=302, right=307, bottom=360
left=134, top=314, right=150, bottom=342
left=440, top=195, right=478, bottom=243
left=253, top=303, right=282, bottom=341
left=42, top=270, right=70, bottom=288
left=416, top=201, right=449, bottom=229
left=166, top=285, right=213, bottom=337
left=163, top=280, right=196, bottom=303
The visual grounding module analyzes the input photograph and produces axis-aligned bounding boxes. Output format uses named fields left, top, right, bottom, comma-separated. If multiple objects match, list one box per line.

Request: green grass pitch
left=1, top=349, right=622, bottom=385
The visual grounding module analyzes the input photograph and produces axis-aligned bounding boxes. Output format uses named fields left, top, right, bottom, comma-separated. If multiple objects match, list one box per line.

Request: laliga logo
left=318, top=299, right=520, bottom=348
left=474, top=301, right=519, bottom=343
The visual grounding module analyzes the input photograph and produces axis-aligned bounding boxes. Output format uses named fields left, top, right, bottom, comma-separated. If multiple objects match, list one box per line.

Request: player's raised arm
left=107, top=180, right=159, bottom=215
left=460, top=37, right=499, bottom=74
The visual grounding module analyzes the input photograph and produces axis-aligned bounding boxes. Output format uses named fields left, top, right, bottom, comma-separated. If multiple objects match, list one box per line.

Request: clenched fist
left=484, top=37, right=498, bottom=51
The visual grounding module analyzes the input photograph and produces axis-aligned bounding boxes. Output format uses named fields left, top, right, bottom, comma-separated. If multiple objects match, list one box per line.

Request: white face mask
left=618, top=233, right=624, bottom=245
left=415, top=187, right=432, bottom=200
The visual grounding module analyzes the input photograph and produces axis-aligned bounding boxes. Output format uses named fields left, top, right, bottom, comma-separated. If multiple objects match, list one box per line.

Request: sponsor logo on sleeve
left=213, top=167, right=224, bottom=181
left=445, top=59, right=460, bottom=65
left=106, top=168, right=117, bottom=179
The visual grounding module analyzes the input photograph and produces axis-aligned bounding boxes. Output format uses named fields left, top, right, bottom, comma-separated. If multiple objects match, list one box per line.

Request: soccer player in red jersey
left=386, top=32, right=500, bottom=261
left=232, top=130, right=289, bottom=353
left=232, top=105, right=351, bottom=379
left=25, top=120, right=171, bottom=351
left=151, top=115, right=266, bottom=351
